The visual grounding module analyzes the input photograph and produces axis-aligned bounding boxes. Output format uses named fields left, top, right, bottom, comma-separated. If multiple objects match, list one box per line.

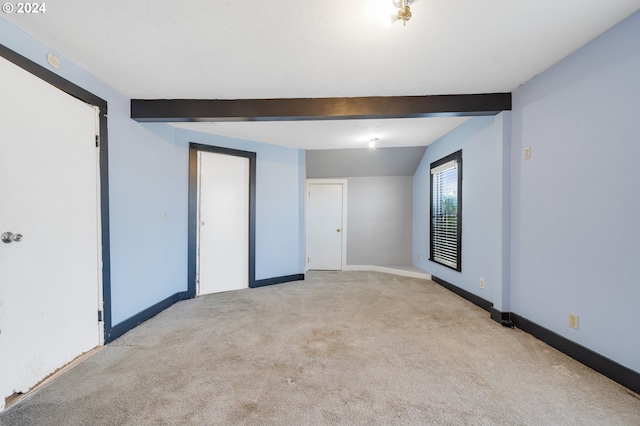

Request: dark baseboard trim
left=252, top=274, right=305, bottom=288
left=105, top=274, right=305, bottom=342
left=105, top=293, right=180, bottom=343
left=177, top=291, right=192, bottom=301
left=432, top=276, right=493, bottom=312
left=426, top=275, right=639, bottom=394
left=490, top=308, right=510, bottom=322
left=510, top=313, right=640, bottom=395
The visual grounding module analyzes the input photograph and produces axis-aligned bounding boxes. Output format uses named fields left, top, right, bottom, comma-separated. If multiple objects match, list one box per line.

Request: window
left=430, top=150, right=462, bottom=271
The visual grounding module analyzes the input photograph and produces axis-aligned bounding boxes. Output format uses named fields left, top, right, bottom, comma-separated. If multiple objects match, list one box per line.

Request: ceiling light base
left=397, top=5, right=412, bottom=26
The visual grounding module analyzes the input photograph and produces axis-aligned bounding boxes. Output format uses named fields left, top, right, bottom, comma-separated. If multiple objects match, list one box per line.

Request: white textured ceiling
left=3, top=0, right=640, bottom=149
left=172, top=117, right=470, bottom=150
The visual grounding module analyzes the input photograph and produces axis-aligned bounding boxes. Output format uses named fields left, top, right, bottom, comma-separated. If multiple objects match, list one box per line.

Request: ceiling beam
left=130, top=93, right=511, bottom=122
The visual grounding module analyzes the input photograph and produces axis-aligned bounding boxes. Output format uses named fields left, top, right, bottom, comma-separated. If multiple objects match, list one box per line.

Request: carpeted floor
left=1, top=271, right=639, bottom=425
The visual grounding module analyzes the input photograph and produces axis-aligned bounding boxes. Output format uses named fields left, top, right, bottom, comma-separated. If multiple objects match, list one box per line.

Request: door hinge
left=95, top=135, right=100, bottom=148
left=98, top=310, right=103, bottom=322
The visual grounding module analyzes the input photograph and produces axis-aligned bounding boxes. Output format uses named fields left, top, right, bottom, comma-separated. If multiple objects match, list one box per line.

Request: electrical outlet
left=569, top=313, right=579, bottom=330
left=524, top=146, right=532, bottom=160
left=479, top=278, right=485, bottom=289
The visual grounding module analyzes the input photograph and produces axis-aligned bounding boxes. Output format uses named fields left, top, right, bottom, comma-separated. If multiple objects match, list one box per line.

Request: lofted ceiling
left=3, top=1, right=640, bottom=150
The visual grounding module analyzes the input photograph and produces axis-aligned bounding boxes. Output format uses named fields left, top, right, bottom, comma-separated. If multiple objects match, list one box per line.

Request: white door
left=0, top=56, right=101, bottom=405
left=307, top=183, right=343, bottom=270
left=197, top=151, right=249, bottom=295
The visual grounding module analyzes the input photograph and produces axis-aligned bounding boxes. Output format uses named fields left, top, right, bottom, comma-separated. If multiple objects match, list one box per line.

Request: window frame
left=429, top=150, right=462, bottom=272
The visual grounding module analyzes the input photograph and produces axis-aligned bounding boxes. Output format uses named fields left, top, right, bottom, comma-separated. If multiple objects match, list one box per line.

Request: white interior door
left=197, top=151, right=249, bottom=295
left=307, top=183, right=343, bottom=270
left=0, top=56, right=101, bottom=405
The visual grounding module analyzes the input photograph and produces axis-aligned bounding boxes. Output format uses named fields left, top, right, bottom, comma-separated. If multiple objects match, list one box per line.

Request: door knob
left=336, top=228, right=341, bottom=232
left=1, top=232, right=23, bottom=244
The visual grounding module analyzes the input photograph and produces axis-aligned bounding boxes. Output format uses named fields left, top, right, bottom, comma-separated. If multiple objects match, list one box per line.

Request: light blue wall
left=0, top=19, right=186, bottom=325
left=1, top=20, right=305, bottom=328
left=298, top=150, right=307, bottom=273
left=414, top=116, right=507, bottom=308
left=413, top=11, right=640, bottom=373
left=510, top=11, right=640, bottom=372
left=174, top=129, right=305, bottom=280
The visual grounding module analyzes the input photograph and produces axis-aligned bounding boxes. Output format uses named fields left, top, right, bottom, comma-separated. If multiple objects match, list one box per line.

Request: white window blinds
left=430, top=153, right=461, bottom=270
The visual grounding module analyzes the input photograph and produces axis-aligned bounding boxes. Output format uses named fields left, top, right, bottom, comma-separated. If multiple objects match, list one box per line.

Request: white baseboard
left=342, top=265, right=431, bottom=280
left=341, top=264, right=373, bottom=272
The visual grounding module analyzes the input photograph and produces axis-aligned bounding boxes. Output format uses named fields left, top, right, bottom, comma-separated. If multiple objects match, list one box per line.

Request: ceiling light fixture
left=369, top=138, right=379, bottom=149
left=383, top=0, right=414, bottom=27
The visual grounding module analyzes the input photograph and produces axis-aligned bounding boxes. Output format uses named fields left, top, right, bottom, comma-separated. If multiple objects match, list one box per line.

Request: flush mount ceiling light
left=384, top=0, right=414, bottom=27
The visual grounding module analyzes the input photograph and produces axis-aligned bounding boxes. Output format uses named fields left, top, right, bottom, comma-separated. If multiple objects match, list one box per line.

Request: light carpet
left=1, top=271, right=639, bottom=425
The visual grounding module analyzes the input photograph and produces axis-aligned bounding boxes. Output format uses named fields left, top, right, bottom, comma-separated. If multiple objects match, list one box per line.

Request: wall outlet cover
left=569, top=313, right=579, bottom=330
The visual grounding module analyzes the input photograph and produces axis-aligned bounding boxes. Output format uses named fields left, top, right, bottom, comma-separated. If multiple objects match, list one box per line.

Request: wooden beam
left=130, top=93, right=511, bottom=122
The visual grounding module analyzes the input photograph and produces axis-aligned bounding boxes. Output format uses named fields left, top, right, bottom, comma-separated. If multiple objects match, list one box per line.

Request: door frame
left=305, top=179, right=348, bottom=272
left=0, top=44, right=112, bottom=343
left=187, top=143, right=257, bottom=296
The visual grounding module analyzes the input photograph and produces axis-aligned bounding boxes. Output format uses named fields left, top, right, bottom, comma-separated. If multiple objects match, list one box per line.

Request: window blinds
left=431, top=159, right=459, bottom=269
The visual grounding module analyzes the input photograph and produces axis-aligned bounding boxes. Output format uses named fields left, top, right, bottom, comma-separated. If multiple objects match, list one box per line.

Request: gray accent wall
left=307, top=147, right=420, bottom=267
left=346, top=176, right=413, bottom=266
left=306, top=147, right=426, bottom=178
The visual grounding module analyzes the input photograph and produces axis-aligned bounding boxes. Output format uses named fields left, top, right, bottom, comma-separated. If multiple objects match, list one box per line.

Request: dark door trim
left=0, top=44, right=113, bottom=342
left=187, top=143, right=257, bottom=297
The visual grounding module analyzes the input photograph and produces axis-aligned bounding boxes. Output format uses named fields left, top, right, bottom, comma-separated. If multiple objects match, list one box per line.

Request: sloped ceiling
left=307, top=147, right=427, bottom=178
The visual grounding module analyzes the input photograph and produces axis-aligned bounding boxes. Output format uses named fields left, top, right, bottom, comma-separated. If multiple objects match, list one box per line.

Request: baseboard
left=342, top=265, right=432, bottom=280
left=510, top=313, right=640, bottom=395
left=105, top=293, right=180, bottom=343
left=490, top=307, right=510, bottom=322
left=429, top=277, right=640, bottom=394
left=105, top=274, right=305, bottom=342
left=432, top=275, right=493, bottom=312
left=341, top=264, right=373, bottom=272
left=251, top=274, right=305, bottom=288
left=372, top=266, right=432, bottom=280
left=177, top=290, right=192, bottom=301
